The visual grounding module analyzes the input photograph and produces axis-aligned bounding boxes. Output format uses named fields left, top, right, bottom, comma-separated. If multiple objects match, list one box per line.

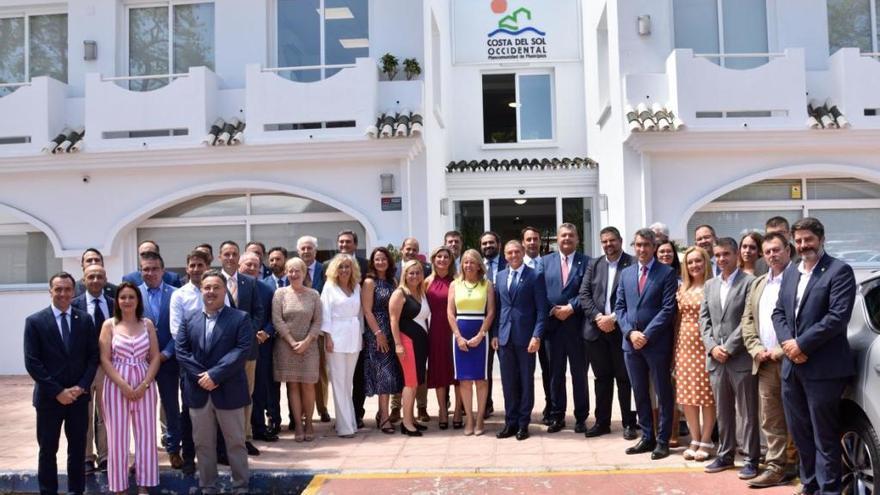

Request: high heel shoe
left=415, top=422, right=427, bottom=431
left=400, top=423, right=422, bottom=437
left=452, top=419, right=463, bottom=430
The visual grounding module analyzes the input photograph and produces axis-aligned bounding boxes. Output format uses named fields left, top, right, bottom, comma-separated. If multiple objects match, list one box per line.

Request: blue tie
left=60, top=312, right=71, bottom=351
left=509, top=270, right=519, bottom=297
left=148, top=288, right=161, bottom=319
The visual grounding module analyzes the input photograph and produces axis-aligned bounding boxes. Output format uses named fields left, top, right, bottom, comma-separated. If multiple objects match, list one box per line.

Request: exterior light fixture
left=380, top=173, right=394, bottom=194
left=84, top=40, right=97, bottom=61
left=638, top=15, right=652, bottom=36
left=514, top=199, right=528, bottom=205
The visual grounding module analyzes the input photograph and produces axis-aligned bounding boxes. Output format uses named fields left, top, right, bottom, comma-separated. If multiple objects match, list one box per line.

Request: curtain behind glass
left=673, top=0, right=720, bottom=64
left=173, top=3, right=215, bottom=73
left=722, top=0, right=768, bottom=69
left=0, top=17, right=25, bottom=96
left=519, top=74, right=553, bottom=140
left=827, top=0, right=873, bottom=54
left=278, top=0, right=321, bottom=82
left=29, top=14, right=68, bottom=83
left=324, top=0, right=369, bottom=71
left=129, top=6, right=169, bottom=91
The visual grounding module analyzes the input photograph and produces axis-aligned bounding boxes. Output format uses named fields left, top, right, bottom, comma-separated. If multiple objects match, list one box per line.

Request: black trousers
left=537, top=343, right=552, bottom=415
left=178, top=371, right=195, bottom=463
left=352, top=349, right=366, bottom=421
left=251, top=342, right=274, bottom=434
left=36, top=399, right=89, bottom=495
left=585, top=330, right=635, bottom=428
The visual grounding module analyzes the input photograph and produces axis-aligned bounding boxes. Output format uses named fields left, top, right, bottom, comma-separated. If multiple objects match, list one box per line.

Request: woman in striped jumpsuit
left=100, top=282, right=161, bottom=494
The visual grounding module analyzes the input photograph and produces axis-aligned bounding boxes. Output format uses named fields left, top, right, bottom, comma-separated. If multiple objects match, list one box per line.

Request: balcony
left=829, top=48, right=880, bottom=128
left=0, top=77, right=67, bottom=154
left=84, top=66, right=220, bottom=151
left=665, top=48, right=807, bottom=130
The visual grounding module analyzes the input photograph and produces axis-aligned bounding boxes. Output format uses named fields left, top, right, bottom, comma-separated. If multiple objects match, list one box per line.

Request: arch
left=675, top=163, right=880, bottom=238
left=0, top=202, right=65, bottom=257
left=103, top=180, right=380, bottom=256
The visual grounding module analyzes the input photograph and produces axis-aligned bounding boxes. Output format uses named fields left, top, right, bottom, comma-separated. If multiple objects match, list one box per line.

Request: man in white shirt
left=741, top=232, right=796, bottom=488
left=522, top=226, right=544, bottom=273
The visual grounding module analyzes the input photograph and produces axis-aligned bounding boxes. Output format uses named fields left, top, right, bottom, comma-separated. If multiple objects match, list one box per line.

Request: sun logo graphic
left=488, top=1, right=546, bottom=37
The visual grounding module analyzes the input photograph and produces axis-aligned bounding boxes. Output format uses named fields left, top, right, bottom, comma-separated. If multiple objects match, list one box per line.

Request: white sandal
left=683, top=441, right=700, bottom=460
left=694, top=442, right=715, bottom=462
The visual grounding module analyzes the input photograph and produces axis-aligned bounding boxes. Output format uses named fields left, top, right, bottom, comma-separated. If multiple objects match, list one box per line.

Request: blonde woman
left=389, top=260, right=431, bottom=436
left=673, top=246, right=716, bottom=461
left=272, top=257, right=322, bottom=442
left=320, top=254, right=363, bottom=438
left=447, top=249, right=496, bottom=436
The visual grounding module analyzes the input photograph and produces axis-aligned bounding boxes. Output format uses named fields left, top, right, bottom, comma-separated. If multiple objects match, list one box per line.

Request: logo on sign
left=486, top=1, right=547, bottom=61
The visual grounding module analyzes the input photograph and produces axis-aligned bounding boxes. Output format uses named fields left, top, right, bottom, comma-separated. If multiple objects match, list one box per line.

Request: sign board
left=452, top=0, right=582, bottom=65
left=381, top=197, right=402, bottom=211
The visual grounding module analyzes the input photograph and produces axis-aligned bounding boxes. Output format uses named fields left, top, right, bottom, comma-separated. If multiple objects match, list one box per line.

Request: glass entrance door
left=489, top=198, right=557, bottom=255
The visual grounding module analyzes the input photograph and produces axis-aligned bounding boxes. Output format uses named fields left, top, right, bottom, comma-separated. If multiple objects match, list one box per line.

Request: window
left=673, top=0, right=768, bottom=69
left=482, top=72, right=554, bottom=144
left=0, top=12, right=67, bottom=96
left=828, top=0, right=878, bottom=54
left=275, top=0, right=369, bottom=82
left=0, top=212, right=62, bottom=285
left=127, top=2, right=215, bottom=91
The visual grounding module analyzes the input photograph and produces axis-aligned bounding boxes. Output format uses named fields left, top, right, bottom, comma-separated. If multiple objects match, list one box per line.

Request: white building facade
left=0, top=0, right=878, bottom=373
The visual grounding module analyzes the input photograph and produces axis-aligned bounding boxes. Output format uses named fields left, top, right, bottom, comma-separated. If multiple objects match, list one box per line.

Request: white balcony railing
left=84, top=66, right=220, bottom=150
left=830, top=48, right=880, bottom=128
left=666, top=48, right=807, bottom=129
left=0, top=77, right=67, bottom=153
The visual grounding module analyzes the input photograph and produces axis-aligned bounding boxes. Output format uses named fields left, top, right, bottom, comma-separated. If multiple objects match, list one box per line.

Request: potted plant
left=403, top=58, right=421, bottom=81
left=380, top=53, right=399, bottom=81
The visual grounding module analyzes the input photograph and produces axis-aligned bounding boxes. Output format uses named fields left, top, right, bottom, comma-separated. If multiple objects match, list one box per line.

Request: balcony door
left=672, top=0, right=769, bottom=69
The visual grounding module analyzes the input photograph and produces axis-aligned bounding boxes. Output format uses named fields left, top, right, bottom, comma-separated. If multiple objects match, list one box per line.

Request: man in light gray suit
left=700, top=237, right=759, bottom=481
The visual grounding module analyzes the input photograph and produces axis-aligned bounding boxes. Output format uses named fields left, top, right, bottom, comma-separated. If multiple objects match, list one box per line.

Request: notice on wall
left=452, top=0, right=582, bottom=65
left=381, top=197, right=402, bottom=211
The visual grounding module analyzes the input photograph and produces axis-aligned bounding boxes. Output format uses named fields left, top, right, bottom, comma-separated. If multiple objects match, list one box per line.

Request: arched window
left=0, top=210, right=62, bottom=286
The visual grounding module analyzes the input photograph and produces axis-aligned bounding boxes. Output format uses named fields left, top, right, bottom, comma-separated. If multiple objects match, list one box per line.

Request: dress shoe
left=651, top=443, right=670, bottom=460
left=267, top=424, right=281, bottom=436
left=574, top=422, right=587, bottom=434
left=97, top=459, right=108, bottom=472
left=389, top=407, right=401, bottom=423
left=747, top=468, right=789, bottom=488
left=400, top=423, right=422, bottom=437
left=320, top=412, right=332, bottom=423
left=181, top=461, right=196, bottom=476
left=622, top=426, right=638, bottom=441
left=516, top=428, right=530, bottom=441
left=541, top=416, right=554, bottom=426
left=246, top=441, right=261, bottom=456
left=585, top=424, right=611, bottom=438
left=414, top=422, right=427, bottom=431
left=84, top=460, right=96, bottom=475
left=496, top=425, right=517, bottom=439
left=546, top=421, right=565, bottom=433
left=704, top=458, right=735, bottom=473
left=626, top=438, right=656, bottom=455
left=738, top=462, right=759, bottom=480
left=253, top=430, right=279, bottom=442
left=169, top=452, right=184, bottom=469
left=417, top=407, right=430, bottom=422
left=356, top=418, right=365, bottom=429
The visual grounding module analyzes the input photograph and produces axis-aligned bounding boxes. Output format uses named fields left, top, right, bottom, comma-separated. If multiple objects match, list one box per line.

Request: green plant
left=380, top=53, right=399, bottom=81
left=385, top=243, right=402, bottom=263
left=403, top=58, right=421, bottom=81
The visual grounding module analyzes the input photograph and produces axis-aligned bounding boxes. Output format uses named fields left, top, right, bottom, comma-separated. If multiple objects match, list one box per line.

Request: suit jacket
left=772, top=253, right=856, bottom=380
left=483, top=255, right=507, bottom=284
left=263, top=273, right=289, bottom=290
left=355, top=255, right=369, bottom=283
left=139, top=282, right=177, bottom=359
left=124, top=270, right=183, bottom=288
left=227, top=272, right=266, bottom=361
left=256, top=278, right=277, bottom=339
left=310, top=261, right=325, bottom=293
left=741, top=274, right=772, bottom=375
left=71, top=293, right=116, bottom=334
left=493, top=265, right=549, bottom=346
left=700, top=270, right=755, bottom=373
left=24, top=306, right=99, bottom=408
left=579, top=252, right=633, bottom=341
left=74, top=280, right=118, bottom=299
left=614, top=260, right=678, bottom=353
left=542, top=251, right=588, bottom=335
left=175, top=307, right=252, bottom=410
left=260, top=264, right=272, bottom=280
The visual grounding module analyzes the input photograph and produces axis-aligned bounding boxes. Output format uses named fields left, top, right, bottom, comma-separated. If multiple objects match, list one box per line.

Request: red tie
left=638, top=265, right=648, bottom=295
left=561, top=254, right=570, bottom=287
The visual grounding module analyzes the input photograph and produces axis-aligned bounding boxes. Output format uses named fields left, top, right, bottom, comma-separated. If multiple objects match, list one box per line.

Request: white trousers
left=327, top=351, right=359, bottom=436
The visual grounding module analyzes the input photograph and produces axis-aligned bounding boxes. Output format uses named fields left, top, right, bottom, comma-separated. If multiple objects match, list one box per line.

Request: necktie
left=561, top=255, right=570, bottom=287
left=148, top=288, right=161, bottom=319
left=92, top=298, right=105, bottom=331
left=275, top=276, right=282, bottom=289
left=508, top=270, right=519, bottom=297
left=227, top=275, right=238, bottom=307
left=489, top=260, right=495, bottom=282
left=638, top=265, right=649, bottom=295
left=60, top=312, right=71, bottom=351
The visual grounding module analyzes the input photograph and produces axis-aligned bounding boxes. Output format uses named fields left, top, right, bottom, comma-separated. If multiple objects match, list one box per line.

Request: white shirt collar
left=638, top=258, right=655, bottom=272
left=721, top=268, right=739, bottom=285
left=51, top=305, right=69, bottom=317
left=767, top=262, right=791, bottom=284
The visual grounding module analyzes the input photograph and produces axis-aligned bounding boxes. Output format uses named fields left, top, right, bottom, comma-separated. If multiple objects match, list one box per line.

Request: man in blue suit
left=542, top=223, right=589, bottom=433
left=137, top=251, right=183, bottom=468
left=123, top=240, right=183, bottom=288
left=521, top=226, right=552, bottom=423
left=265, top=247, right=289, bottom=290
left=772, top=217, right=856, bottom=495
left=493, top=240, right=548, bottom=441
left=615, top=228, right=678, bottom=459
left=263, top=246, right=288, bottom=434
left=176, top=269, right=251, bottom=495
left=24, top=272, right=99, bottom=495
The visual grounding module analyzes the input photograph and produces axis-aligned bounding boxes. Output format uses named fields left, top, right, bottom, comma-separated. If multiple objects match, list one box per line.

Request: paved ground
left=0, top=374, right=799, bottom=493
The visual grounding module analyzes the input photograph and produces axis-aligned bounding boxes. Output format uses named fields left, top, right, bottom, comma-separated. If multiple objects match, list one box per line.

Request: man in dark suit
left=695, top=224, right=720, bottom=276
left=263, top=246, right=288, bottom=434
left=176, top=270, right=251, bottom=495
left=24, top=272, right=99, bottom=495
left=615, top=228, right=678, bottom=459
left=579, top=226, right=637, bottom=440
left=137, top=251, right=184, bottom=468
left=480, top=231, right=507, bottom=418
left=219, top=241, right=265, bottom=456
left=246, top=241, right=273, bottom=280
left=493, top=240, right=548, bottom=441
left=297, top=236, right=330, bottom=423
left=521, top=226, right=552, bottom=423
left=700, top=238, right=760, bottom=479
left=123, top=240, right=183, bottom=288
left=74, top=248, right=117, bottom=299
left=71, top=264, right=115, bottom=474
left=265, top=247, right=289, bottom=290
left=772, top=217, right=856, bottom=495
left=337, top=230, right=367, bottom=427
left=542, top=223, right=589, bottom=433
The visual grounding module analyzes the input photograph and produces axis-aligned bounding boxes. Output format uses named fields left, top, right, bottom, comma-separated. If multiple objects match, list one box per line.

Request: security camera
left=82, top=175, right=90, bottom=183
left=518, top=189, right=525, bottom=195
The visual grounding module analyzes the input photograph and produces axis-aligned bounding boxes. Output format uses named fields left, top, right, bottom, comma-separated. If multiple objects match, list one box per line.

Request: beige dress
left=272, top=287, right=323, bottom=383
left=673, top=286, right=715, bottom=407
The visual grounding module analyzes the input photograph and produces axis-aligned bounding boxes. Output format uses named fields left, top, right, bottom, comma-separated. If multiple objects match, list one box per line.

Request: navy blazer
left=74, top=280, right=118, bottom=299
left=228, top=272, right=266, bottom=361
left=614, top=260, right=678, bottom=353
left=71, top=293, right=116, bottom=333
left=263, top=273, right=289, bottom=290
left=256, top=278, right=276, bottom=339
left=124, top=270, right=183, bottom=288
left=493, top=266, right=549, bottom=346
left=542, top=251, right=589, bottom=334
left=579, top=252, right=633, bottom=341
left=139, top=282, right=177, bottom=359
left=24, top=306, right=99, bottom=408
left=772, top=253, right=856, bottom=380
left=175, top=307, right=253, bottom=410
left=310, top=261, right=325, bottom=293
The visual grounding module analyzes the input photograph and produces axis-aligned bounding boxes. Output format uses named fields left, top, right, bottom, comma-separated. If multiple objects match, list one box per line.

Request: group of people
left=25, top=216, right=856, bottom=495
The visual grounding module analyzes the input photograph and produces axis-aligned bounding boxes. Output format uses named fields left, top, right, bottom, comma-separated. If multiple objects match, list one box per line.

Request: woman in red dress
left=424, top=246, right=458, bottom=429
